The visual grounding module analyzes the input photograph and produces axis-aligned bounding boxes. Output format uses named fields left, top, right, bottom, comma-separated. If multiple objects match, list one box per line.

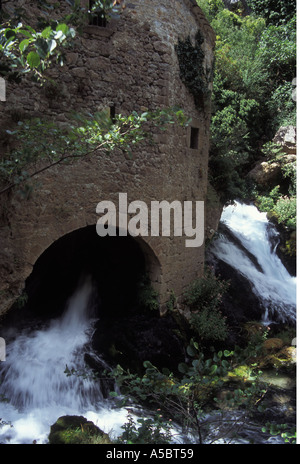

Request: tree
left=198, top=0, right=296, bottom=203
left=247, top=0, right=296, bottom=25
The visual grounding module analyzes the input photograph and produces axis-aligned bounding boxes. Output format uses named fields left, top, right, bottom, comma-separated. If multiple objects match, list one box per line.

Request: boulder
left=273, top=126, right=297, bottom=155
left=48, top=415, right=111, bottom=444
left=248, top=159, right=281, bottom=187
left=262, top=338, right=284, bottom=353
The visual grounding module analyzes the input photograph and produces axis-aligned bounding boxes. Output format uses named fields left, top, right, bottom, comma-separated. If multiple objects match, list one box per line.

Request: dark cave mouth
left=22, top=225, right=149, bottom=321
left=4, top=225, right=186, bottom=374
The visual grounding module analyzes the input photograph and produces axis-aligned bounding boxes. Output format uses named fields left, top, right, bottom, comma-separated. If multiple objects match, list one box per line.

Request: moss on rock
left=48, top=415, right=112, bottom=444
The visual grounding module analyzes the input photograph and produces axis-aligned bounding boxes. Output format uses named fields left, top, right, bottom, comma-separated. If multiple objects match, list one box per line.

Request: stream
left=207, top=201, right=296, bottom=324
left=0, top=201, right=296, bottom=444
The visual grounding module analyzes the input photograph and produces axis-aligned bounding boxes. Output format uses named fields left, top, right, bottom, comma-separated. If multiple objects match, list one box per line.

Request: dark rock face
left=92, top=312, right=187, bottom=374
left=214, top=260, right=264, bottom=325
left=92, top=312, right=186, bottom=373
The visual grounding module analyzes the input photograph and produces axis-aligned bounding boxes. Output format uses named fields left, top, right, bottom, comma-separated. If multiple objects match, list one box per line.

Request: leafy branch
left=0, top=107, right=189, bottom=197
left=0, top=1, right=126, bottom=82
left=0, top=20, right=76, bottom=81
left=108, top=340, right=267, bottom=444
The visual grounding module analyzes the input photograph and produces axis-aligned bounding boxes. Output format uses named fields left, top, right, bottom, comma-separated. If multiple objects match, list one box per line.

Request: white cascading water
left=208, top=201, right=296, bottom=324
left=0, top=203, right=296, bottom=444
left=0, top=276, right=130, bottom=444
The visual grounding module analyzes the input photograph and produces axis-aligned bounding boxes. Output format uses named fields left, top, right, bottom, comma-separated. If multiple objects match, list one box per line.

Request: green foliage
left=205, top=1, right=296, bottom=203
left=254, top=142, right=296, bottom=233
left=184, top=268, right=229, bottom=312
left=196, top=0, right=224, bottom=22
left=184, top=270, right=229, bottom=343
left=116, top=413, right=172, bottom=444
left=190, top=308, right=228, bottom=342
left=247, top=0, right=296, bottom=25
left=175, top=30, right=213, bottom=107
left=0, top=1, right=126, bottom=81
left=0, top=21, right=76, bottom=81
left=0, top=107, right=188, bottom=197
left=256, top=191, right=296, bottom=231
left=256, top=17, right=296, bottom=85
left=261, top=422, right=296, bottom=444
left=109, top=341, right=268, bottom=444
left=48, top=415, right=112, bottom=444
left=166, top=290, right=176, bottom=312
left=88, top=0, right=126, bottom=21
left=273, top=196, right=296, bottom=231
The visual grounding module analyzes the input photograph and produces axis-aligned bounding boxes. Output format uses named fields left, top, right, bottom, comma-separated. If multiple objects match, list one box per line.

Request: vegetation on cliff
left=197, top=0, right=296, bottom=205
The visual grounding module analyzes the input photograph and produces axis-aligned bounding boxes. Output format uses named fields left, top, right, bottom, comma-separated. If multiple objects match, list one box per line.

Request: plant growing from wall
left=88, top=0, right=126, bottom=21
left=175, top=30, right=213, bottom=108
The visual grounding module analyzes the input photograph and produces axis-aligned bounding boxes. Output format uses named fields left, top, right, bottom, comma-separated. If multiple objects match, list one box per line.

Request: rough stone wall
left=0, top=0, right=215, bottom=316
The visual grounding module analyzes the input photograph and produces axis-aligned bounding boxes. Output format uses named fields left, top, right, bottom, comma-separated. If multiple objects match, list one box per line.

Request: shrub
left=190, top=308, right=228, bottom=342
left=184, top=269, right=229, bottom=313
left=273, top=196, right=296, bottom=230
left=184, top=270, right=229, bottom=343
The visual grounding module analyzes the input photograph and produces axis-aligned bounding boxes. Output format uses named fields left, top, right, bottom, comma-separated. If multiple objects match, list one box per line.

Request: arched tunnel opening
left=24, top=225, right=147, bottom=320
left=5, top=226, right=186, bottom=373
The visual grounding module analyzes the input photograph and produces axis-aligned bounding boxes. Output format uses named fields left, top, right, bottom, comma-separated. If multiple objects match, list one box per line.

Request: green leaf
left=178, top=362, right=189, bottom=374
left=162, top=368, right=170, bottom=376
left=224, top=350, right=233, bottom=357
left=41, top=26, right=52, bottom=39
left=19, top=39, right=30, bottom=53
left=56, top=23, right=69, bottom=36
left=27, top=51, right=41, bottom=68
left=210, top=364, right=218, bottom=375
left=143, top=361, right=154, bottom=369
left=18, top=29, right=33, bottom=39
left=186, top=344, right=196, bottom=357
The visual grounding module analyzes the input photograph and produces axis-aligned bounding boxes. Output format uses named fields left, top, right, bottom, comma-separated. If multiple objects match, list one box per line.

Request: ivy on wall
left=175, top=30, right=213, bottom=108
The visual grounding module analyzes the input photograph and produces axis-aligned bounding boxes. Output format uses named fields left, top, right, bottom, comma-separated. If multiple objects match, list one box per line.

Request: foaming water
left=208, top=202, right=296, bottom=323
left=0, top=277, right=129, bottom=444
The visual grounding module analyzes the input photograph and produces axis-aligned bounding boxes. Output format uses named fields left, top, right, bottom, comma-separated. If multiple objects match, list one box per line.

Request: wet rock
left=48, top=415, right=111, bottom=444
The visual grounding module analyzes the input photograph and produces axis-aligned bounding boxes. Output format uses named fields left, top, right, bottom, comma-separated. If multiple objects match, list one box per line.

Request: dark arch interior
left=3, top=226, right=186, bottom=374
left=23, top=225, right=146, bottom=320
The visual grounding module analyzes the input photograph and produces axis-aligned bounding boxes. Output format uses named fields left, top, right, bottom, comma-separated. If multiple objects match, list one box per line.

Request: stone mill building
left=0, top=0, right=216, bottom=318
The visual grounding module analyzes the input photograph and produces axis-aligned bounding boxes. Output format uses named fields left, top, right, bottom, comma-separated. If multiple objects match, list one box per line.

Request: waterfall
left=0, top=202, right=296, bottom=444
left=208, top=201, right=296, bottom=324
left=0, top=276, right=129, bottom=444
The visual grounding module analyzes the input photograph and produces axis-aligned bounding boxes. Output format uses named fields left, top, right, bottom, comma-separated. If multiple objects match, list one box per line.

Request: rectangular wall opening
left=190, top=127, right=200, bottom=149
left=89, top=0, right=107, bottom=27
